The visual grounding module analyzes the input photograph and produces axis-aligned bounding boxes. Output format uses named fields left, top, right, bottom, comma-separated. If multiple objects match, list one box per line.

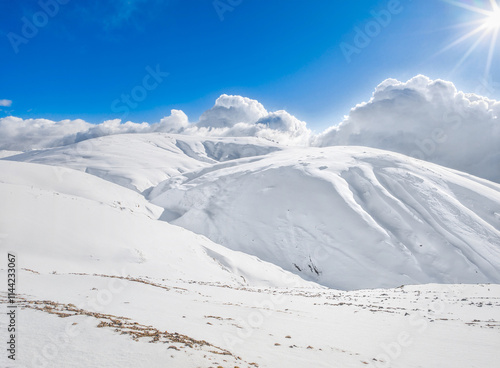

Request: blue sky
left=1, top=0, right=499, bottom=131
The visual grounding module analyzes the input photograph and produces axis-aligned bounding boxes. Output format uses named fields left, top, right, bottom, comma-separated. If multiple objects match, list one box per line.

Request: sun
left=441, top=0, right=500, bottom=78
left=485, top=6, right=500, bottom=29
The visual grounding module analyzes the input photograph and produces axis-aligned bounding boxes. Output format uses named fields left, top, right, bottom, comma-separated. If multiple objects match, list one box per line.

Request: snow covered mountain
left=1, top=133, right=499, bottom=367
left=0, top=159, right=311, bottom=287
left=149, top=145, right=500, bottom=290
left=4, top=133, right=500, bottom=290
left=6, top=133, right=281, bottom=193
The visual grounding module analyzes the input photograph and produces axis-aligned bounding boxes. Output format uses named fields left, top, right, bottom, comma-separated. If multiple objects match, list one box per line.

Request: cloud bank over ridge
left=315, top=75, right=500, bottom=182
left=1, top=75, right=499, bottom=182
left=0, top=94, right=311, bottom=150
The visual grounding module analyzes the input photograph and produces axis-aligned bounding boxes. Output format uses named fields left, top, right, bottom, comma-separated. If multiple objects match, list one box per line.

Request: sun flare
left=485, top=6, right=500, bottom=29
left=442, top=0, right=500, bottom=77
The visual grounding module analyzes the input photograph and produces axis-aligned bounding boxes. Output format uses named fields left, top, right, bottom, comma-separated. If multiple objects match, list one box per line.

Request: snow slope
left=1, top=137, right=499, bottom=367
left=150, top=146, right=500, bottom=290
left=0, top=160, right=312, bottom=287
left=5, top=133, right=500, bottom=290
left=4, top=133, right=281, bottom=193
left=2, top=270, right=499, bottom=368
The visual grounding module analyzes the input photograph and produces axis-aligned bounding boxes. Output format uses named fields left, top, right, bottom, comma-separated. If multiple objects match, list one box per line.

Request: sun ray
left=442, top=0, right=494, bottom=16
left=440, top=0, right=500, bottom=79
left=485, top=27, right=499, bottom=78
left=438, top=18, right=490, bottom=32
left=438, top=23, right=489, bottom=54
left=451, top=29, right=491, bottom=75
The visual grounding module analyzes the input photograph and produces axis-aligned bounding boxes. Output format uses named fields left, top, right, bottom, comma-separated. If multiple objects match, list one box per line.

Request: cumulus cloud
left=315, top=75, right=500, bottom=182
left=154, top=109, right=189, bottom=133
left=73, top=119, right=151, bottom=143
left=0, top=117, right=92, bottom=151
left=197, top=94, right=267, bottom=128
left=0, top=116, right=164, bottom=151
left=189, top=97, right=311, bottom=145
left=0, top=99, right=12, bottom=107
left=0, top=96, right=310, bottom=150
left=1, top=76, right=499, bottom=182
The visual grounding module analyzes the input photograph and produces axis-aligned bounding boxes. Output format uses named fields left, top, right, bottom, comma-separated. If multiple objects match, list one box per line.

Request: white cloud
left=0, top=99, right=310, bottom=151
left=74, top=119, right=151, bottom=142
left=1, top=76, right=499, bottom=182
left=174, top=95, right=310, bottom=146
left=0, top=117, right=92, bottom=151
left=314, top=75, right=500, bottom=182
left=188, top=99, right=311, bottom=145
left=0, top=99, right=12, bottom=107
left=153, top=109, right=189, bottom=133
left=197, top=94, right=268, bottom=128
